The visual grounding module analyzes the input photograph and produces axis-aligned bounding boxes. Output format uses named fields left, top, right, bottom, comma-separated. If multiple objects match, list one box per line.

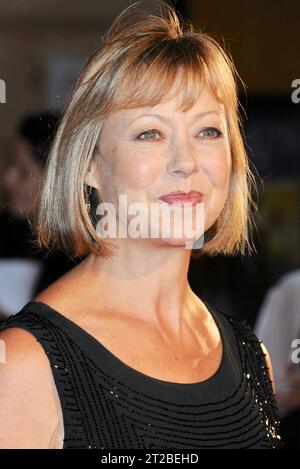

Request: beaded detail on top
left=0, top=301, right=283, bottom=449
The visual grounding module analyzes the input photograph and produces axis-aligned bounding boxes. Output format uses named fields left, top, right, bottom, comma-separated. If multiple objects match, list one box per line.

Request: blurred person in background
left=0, top=112, right=79, bottom=318
left=255, top=269, right=300, bottom=448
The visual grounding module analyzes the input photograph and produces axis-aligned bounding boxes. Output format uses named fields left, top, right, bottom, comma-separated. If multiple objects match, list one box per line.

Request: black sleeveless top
left=0, top=300, right=282, bottom=449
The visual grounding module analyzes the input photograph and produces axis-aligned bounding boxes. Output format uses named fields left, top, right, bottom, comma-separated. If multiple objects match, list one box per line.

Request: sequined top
left=0, top=300, right=282, bottom=449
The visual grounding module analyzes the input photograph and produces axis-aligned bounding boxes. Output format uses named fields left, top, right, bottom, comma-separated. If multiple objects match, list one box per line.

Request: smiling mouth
left=159, top=190, right=204, bottom=206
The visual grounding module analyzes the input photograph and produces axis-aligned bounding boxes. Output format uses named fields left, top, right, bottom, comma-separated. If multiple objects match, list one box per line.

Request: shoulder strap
left=221, top=311, right=283, bottom=448
left=0, top=308, right=90, bottom=448
left=0, top=308, right=67, bottom=370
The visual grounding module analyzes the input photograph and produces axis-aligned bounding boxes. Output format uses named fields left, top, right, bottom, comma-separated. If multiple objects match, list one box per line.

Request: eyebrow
left=130, top=110, right=223, bottom=125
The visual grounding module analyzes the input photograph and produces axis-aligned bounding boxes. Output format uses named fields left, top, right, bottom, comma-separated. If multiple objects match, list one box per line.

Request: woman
left=0, top=112, right=79, bottom=316
left=0, top=1, right=282, bottom=449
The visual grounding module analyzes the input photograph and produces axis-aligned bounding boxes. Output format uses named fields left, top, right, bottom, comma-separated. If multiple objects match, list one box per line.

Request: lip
left=159, top=190, right=204, bottom=206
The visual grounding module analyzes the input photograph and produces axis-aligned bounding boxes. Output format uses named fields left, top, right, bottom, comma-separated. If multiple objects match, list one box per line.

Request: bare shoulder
left=32, top=260, right=105, bottom=327
left=260, top=341, right=276, bottom=395
left=33, top=263, right=77, bottom=304
left=33, top=259, right=89, bottom=316
left=0, top=327, right=62, bottom=448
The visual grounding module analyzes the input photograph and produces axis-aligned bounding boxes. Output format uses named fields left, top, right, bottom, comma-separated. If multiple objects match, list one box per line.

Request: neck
left=78, top=238, right=202, bottom=338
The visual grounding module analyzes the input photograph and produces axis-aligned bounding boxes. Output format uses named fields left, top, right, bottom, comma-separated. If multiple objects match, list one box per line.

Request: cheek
left=109, top=148, right=162, bottom=191
left=18, top=181, right=35, bottom=209
left=206, top=149, right=231, bottom=191
left=201, top=150, right=231, bottom=226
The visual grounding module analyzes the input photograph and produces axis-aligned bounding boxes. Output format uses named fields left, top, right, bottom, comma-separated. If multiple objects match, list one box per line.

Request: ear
left=85, top=158, right=101, bottom=191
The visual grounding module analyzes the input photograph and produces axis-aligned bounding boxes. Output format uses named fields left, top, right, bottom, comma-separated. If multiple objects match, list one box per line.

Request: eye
left=199, top=127, right=223, bottom=138
left=136, top=129, right=161, bottom=141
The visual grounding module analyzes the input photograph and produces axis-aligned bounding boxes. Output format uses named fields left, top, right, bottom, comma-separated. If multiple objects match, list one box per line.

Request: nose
left=167, top=140, right=199, bottom=178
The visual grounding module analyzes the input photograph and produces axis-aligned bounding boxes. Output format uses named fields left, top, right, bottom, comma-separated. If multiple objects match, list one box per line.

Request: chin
left=160, top=236, right=203, bottom=249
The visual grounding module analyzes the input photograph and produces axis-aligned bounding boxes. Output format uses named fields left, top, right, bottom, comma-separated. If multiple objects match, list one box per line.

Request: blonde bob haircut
left=35, top=0, right=257, bottom=260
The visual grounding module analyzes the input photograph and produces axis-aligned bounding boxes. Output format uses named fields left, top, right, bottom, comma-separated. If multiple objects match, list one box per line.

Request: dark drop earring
left=85, top=185, right=92, bottom=213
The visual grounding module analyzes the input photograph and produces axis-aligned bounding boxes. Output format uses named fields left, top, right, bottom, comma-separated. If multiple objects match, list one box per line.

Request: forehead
left=105, top=84, right=225, bottom=127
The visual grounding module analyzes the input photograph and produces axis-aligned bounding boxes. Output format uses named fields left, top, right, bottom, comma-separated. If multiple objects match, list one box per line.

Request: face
left=87, top=83, right=232, bottom=248
left=2, top=137, right=43, bottom=219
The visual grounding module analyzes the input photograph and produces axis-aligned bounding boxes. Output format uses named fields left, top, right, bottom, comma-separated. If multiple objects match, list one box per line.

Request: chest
left=50, top=314, right=223, bottom=448
left=80, top=314, right=223, bottom=383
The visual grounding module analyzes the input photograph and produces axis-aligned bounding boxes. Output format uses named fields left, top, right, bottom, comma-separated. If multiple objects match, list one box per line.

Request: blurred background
left=0, top=0, right=299, bottom=447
